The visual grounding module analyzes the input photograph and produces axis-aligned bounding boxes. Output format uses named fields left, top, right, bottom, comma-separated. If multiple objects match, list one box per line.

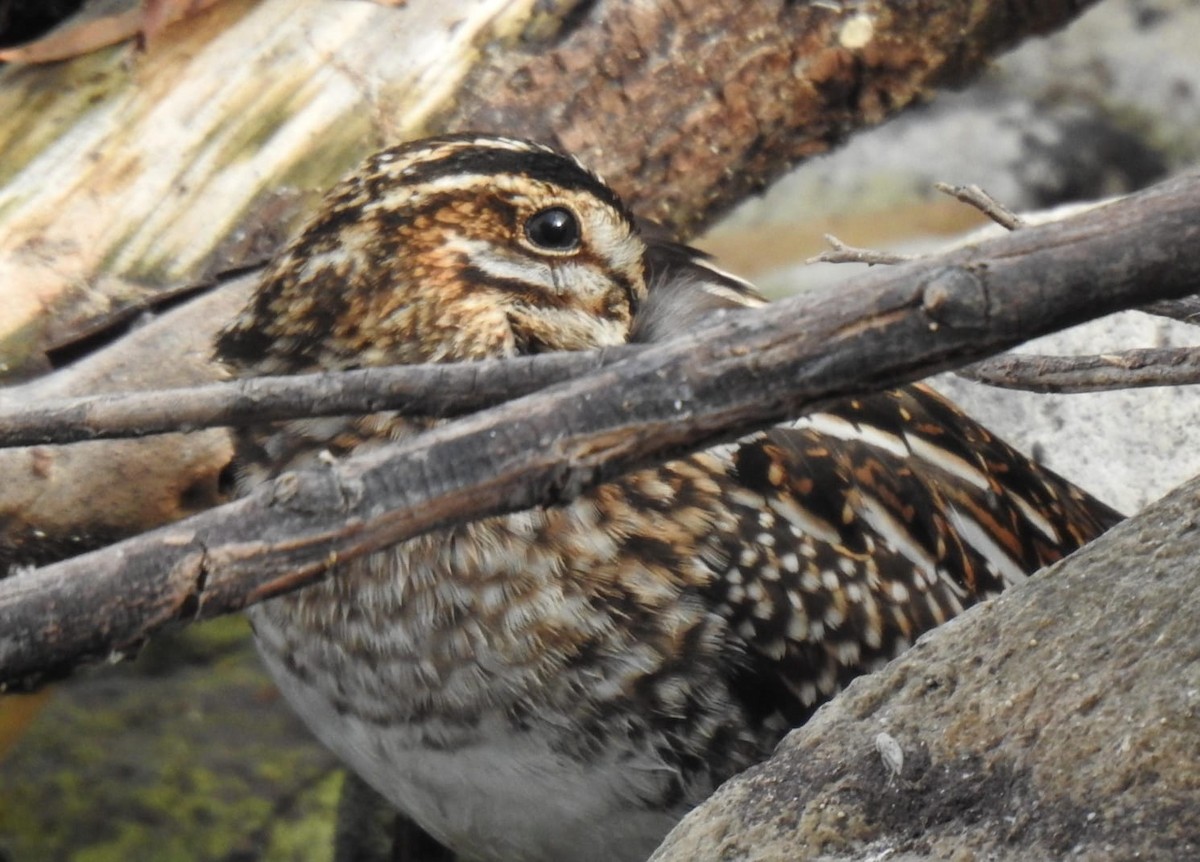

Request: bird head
left=217, top=134, right=648, bottom=373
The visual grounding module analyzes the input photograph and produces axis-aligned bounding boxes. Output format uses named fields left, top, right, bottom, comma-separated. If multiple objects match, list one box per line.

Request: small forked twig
left=810, top=182, right=1200, bottom=388
left=809, top=182, right=1023, bottom=268
left=933, top=182, right=1025, bottom=230
left=805, top=234, right=917, bottom=266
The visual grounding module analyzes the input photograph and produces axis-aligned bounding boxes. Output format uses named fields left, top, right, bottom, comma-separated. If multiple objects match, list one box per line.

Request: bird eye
left=524, top=207, right=581, bottom=252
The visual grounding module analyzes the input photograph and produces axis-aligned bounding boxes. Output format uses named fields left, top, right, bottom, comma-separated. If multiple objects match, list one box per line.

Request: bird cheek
left=563, top=262, right=637, bottom=322
left=588, top=212, right=641, bottom=263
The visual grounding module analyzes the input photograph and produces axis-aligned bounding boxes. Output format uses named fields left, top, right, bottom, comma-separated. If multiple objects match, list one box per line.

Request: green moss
left=211, top=85, right=308, bottom=168
left=270, top=113, right=377, bottom=195
left=262, top=770, right=343, bottom=861
left=133, top=615, right=255, bottom=675
left=0, top=621, right=340, bottom=862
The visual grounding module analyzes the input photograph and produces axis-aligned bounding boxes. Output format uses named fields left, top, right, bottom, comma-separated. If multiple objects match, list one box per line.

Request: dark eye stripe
left=460, top=266, right=572, bottom=309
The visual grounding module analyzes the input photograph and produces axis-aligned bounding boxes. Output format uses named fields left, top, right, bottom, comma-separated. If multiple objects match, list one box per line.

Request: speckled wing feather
left=631, top=239, right=1123, bottom=726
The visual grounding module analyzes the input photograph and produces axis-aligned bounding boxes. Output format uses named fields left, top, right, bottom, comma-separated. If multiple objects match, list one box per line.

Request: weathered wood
left=0, top=0, right=533, bottom=371
left=2, top=171, right=1197, bottom=689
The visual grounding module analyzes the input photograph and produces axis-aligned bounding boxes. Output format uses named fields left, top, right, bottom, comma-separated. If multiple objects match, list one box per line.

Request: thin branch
left=1140, top=295, right=1200, bottom=326
left=0, top=351, right=638, bottom=448
left=958, top=347, right=1200, bottom=393
left=2, top=172, right=1199, bottom=690
left=807, top=183, right=1025, bottom=268
left=11, top=206, right=1200, bottom=452
left=934, top=182, right=1026, bottom=230
left=804, top=187, right=1200, bottom=332
left=805, top=234, right=918, bottom=266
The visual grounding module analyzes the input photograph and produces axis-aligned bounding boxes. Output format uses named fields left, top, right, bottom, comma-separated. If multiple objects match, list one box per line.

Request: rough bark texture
left=651, top=472, right=1200, bottom=862
left=960, top=345, right=1200, bottom=393
left=3, top=172, right=1198, bottom=689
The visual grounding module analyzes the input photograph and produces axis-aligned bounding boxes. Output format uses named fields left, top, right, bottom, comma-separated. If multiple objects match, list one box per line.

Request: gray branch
left=960, top=347, right=1200, bottom=393
left=0, top=351, right=638, bottom=448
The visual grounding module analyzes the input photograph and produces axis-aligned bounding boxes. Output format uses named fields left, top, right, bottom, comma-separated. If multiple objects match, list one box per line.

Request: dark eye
left=524, top=207, right=580, bottom=251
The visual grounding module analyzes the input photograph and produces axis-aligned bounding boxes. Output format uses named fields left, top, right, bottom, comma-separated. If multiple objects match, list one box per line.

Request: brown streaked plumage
left=216, top=134, right=1121, bottom=862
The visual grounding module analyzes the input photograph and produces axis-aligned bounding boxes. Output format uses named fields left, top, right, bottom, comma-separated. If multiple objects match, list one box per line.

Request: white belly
left=256, top=633, right=683, bottom=862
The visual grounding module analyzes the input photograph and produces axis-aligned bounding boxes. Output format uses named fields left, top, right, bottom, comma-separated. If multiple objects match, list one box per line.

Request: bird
left=215, top=133, right=1122, bottom=862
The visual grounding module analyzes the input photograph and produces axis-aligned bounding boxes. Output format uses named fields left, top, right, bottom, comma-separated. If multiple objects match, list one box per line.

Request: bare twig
left=1140, top=296, right=1200, bottom=326
left=1, top=173, right=1198, bottom=690
left=806, top=185, right=1200, bottom=338
left=958, top=347, right=1200, bottom=393
left=8, top=226, right=1199, bottom=453
left=934, top=182, right=1026, bottom=230
left=806, top=234, right=918, bottom=266
left=0, top=350, right=639, bottom=448
left=807, top=183, right=1024, bottom=269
